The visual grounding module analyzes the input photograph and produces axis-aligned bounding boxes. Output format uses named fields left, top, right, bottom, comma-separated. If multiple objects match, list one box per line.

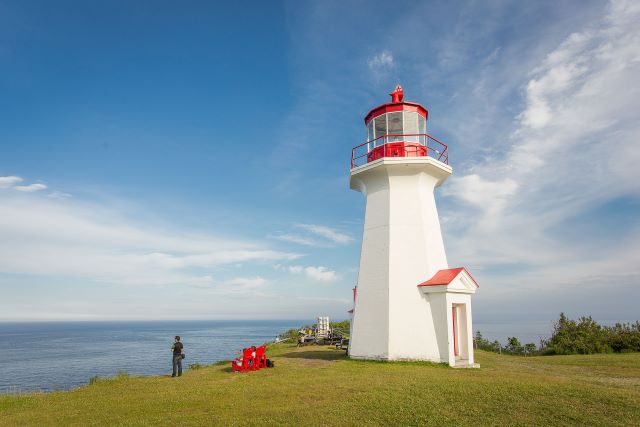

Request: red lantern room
left=351, top=85, right=449, bottom=168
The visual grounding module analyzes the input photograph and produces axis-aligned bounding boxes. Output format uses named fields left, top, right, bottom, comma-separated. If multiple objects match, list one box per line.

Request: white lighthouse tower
left=348, top=85, right=479, bottom=367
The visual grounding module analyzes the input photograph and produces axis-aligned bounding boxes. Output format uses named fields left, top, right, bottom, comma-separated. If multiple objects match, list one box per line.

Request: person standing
left=171, top=336, right=184, bottom=377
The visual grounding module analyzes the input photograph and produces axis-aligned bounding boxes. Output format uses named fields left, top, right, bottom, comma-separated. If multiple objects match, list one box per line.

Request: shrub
left=607, top=321, right=640, bottom=353
left=543, top=313, right=640, bottom=355
left=277, top=328, right=302, bottom=342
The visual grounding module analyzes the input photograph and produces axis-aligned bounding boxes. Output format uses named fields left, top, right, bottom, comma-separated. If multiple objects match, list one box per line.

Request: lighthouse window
left=403, top=112, right=419, bottom=143
left=374, top=115, right=386, bottom=144
left=387, top=112, right=403, bottom=142
left=418, top=115, right=426, bottom=145
left=367, top=121, right=374, bottom=142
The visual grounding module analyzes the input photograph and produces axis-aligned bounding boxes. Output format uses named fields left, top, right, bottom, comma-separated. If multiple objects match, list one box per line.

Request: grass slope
left=1, top=344, right=639, bottom=426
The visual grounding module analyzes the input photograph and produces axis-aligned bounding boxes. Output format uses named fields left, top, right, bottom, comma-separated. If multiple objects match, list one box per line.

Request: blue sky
left=1, top=0, right=638, bottom=323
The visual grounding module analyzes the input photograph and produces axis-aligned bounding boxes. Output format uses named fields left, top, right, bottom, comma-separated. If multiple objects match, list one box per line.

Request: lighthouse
left=348, top=85, right=479, bottom=367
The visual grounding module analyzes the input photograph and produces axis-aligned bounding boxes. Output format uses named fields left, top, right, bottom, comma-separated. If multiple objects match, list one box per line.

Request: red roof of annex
left=417, top=267, right=480, bottom=288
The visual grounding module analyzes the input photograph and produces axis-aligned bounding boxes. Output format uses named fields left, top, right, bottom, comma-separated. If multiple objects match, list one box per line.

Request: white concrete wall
left=349, top=166, right=390, bottom=359
left=349, top=158, right=452, bottom=361
left=427, top=292, right=450, bottom=362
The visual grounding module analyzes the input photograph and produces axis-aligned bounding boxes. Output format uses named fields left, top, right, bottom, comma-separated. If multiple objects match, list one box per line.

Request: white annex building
left=348, top=85, right=479, bottom=368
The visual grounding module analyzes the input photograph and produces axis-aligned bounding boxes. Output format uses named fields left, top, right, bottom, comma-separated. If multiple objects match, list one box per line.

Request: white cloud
left=444, top=174, right=518, bottom=217
left=277, top=264, right=339, bottom=283
left=0, top=176, right=23, bottom=188
left=14, top=183, right=47, bottom=192
left=303, top=266, right=338, bottom=282
left=0, top=176, right=47, bottom=192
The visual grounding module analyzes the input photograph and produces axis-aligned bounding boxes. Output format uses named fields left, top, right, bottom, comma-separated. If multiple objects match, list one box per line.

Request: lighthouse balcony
left=351, top=134, right=449, bottom=169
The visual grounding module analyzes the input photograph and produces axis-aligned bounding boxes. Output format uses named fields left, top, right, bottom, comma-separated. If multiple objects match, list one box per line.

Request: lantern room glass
left=366, top=111, right=426, bottom=147
left=403, top=112, right=419, bottom=143
left=418, top=114, right=426, bottom=145
left=387, top=112, right=403, bottom=142
left=374, top=115, right=386, bottom=146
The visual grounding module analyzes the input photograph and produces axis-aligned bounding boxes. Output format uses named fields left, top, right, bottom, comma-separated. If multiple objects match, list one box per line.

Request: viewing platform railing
left=351, top=134, right=449, bottom=169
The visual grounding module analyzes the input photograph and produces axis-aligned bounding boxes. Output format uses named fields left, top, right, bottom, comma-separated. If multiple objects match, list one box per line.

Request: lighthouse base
left=349, top=267, right=479, bottom=368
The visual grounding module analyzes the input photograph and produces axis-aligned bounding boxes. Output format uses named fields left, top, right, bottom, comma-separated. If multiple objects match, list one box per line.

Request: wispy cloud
left=270, top=233, right=317, bottom=246
left=295, top=223, right=353, bottom=245
left=442, top=0, right=640, bottom=294
left=368, top=50, right=394, bottom=71
left=0, top=189, right=301, bottom=286
left=217, top=276, right=269, bottom=294
left=367, top=49, right=395, bottom=82
left=271, top=223, right=353, bottom=247
left=48, top=191, right=72, bottom=199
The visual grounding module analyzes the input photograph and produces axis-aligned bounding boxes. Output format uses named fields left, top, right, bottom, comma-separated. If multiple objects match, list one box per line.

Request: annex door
left=452, top=305, right=459, bottom=357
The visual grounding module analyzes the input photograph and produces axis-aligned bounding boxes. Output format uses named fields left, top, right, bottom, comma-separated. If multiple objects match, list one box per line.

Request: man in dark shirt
left=171, top=336, right=184, bottom=377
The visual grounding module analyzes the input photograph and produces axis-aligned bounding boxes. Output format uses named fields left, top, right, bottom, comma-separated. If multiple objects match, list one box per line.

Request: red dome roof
left=364, top=85, right=428, bottom=124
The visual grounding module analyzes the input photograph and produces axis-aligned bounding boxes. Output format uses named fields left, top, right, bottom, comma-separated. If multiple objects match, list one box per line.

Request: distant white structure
left=348, top=86, right=479, bottom=367
left=316, top=316, right=330, bottom=338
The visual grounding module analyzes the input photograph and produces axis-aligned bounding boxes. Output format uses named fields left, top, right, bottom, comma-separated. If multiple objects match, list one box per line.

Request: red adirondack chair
left=252, top=345, right=267, bottom=370
left=231, top=347, right=255, bottom=373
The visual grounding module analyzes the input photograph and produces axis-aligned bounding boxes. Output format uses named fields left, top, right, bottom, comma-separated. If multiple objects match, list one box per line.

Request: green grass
left=1, top=345, right=639, bottom=426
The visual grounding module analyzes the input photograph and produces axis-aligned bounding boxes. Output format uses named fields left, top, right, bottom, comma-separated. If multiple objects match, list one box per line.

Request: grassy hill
left=1, top=344, right=639, bottom=426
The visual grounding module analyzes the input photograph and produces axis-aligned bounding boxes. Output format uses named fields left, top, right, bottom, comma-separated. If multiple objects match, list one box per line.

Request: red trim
left=390, top=85, right=404, bottom=103
left=417, top=267, right=480, bottom=288
left=364, top=102, right=428, bottom=124
left=350, top=134, right=449, bottom=168
left=452, top=306, right=459, bottom=357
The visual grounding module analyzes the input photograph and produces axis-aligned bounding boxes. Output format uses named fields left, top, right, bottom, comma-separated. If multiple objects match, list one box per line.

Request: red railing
left=351, top=134, right=449, bottom=169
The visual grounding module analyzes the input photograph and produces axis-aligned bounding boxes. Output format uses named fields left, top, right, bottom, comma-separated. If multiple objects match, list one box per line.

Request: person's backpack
left=266, top=359, right=274, bottom=368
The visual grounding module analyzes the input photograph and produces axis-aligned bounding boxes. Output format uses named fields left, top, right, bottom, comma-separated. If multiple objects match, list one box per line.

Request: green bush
left=330, top=320, right=350, bottom=336
left=543, top=313, right=640, bottom=355
left=475, top=331, right=539, bottom=355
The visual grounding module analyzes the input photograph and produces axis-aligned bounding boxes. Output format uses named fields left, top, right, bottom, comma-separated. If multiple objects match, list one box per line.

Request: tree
left=474, top=330, right=493, bottom=351
left=524, top=343, right=537, bottom=355
left=506, top=337, right=522, bottom=354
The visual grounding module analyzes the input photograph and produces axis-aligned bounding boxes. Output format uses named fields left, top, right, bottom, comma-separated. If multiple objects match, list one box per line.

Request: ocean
left=0, top=320, right=301, bottom=393
left=0, top=319, right=558, bottom=393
